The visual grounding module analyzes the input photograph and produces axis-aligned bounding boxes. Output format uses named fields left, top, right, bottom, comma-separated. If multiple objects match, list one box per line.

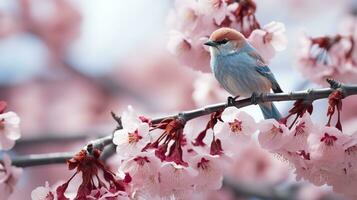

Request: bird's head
left=204, top=28, right=247, bottom=55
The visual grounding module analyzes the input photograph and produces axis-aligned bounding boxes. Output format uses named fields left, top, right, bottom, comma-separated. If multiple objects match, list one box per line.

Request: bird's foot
left=227, top=95, right=240, bottom=106
left=250, top=92, right=261, bottom=105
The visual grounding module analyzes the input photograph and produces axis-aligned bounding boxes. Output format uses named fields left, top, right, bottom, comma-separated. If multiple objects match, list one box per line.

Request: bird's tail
left=259, top=102, right=281, bottom=120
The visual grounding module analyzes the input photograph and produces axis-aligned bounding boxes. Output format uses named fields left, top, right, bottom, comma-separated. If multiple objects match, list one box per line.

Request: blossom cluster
left=110, top=106, right=259, bottom=199
left=297, top=17, right=357, bottom=85
left=30, top=95, right=357, bottom=199
left=32, top=146, right=132, bottom=200
left=257, top=92, right=357, bottom=199
left=167, top=0, right=287, bottom=72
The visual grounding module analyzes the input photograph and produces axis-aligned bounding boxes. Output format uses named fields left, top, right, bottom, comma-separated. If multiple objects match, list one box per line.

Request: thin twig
left=9, top=80, right=357, bottom=168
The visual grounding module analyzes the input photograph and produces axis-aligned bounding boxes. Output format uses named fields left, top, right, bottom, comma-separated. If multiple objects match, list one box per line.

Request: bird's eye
left=217, top=39, right=228, bottom=45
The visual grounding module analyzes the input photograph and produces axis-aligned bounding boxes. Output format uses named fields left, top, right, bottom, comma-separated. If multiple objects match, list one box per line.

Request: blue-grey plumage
left=205, top=27, right=282, bottom=120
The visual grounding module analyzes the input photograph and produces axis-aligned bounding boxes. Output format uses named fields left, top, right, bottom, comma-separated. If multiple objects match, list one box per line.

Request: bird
left=204, top=27, right=283, bottom=120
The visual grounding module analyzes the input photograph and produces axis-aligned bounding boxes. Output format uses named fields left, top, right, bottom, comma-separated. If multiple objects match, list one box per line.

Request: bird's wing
left=247, top=51, right=283, bottom=93
left=247, top=51, right=267, bottom=67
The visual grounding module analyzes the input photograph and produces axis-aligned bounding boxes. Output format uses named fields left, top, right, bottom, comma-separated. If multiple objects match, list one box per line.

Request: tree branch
left=9, top=80, right=357, bottom=168
left=15, top=134, right=88, bottom=146
left=11, top=152, right=74, bottom=167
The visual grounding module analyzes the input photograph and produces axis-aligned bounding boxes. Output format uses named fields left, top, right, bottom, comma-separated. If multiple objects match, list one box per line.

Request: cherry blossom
left=214, top=107, right=257, bottom=152
left=0, top=154, right=23, bottom=200
left=87, top=188, right=130, bottom=200
left=118, top=152, right=161, bottom=189
left=255, top=98, right=357, bottom=199
left=227, top=142, right=289, bottom=184
left=190, top=154, right=224, bottom=191
left=343, top=133, right=357, bottom=173
left=296, top=31, right=357, bottom=85
left=283, top=113, right=314, bottom=152
left=257, top=119, right=291, bottom=151
left=0, top=111, right=21, bottom=150
left=167, top=0, right=261, bottom=72
left=113, top=106, right=151, bottom=158
left=248, top=21, right=288, bottom=62
left=54, top=147, right=130, bottom=199
left=158, top=162, right=197, bottom=198
left=308, top=126, right=349, bottom=165
left=31, top=182, right=55, bottom=200
left=111, top=107, right=248, bottom=199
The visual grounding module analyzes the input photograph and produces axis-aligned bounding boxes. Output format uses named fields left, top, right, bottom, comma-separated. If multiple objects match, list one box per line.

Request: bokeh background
left=1, top=0, right=356, bottom=199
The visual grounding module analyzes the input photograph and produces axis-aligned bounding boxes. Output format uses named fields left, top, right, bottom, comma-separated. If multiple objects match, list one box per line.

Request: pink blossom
left=283, top=113, right=314, bottom=152
left=113, top=106, right=151, bottom=158
left=31, top=182, right=55, bottom=200
left=32, top=182, right=131, bottom=200
left=257, top=119, right=291, bottom=151
left=0, top=154, right=23, bottom=199
left=196, top=0, right=230, bottom=25
left=296, top=31, right=357, bottom=85
left=158, top=162, right=197, bottom=197
left=190, top=154, right=223, bottom=191
left=183, top=117, right=214, bottom=154
left=256, top=115, right=357, bottom=199
left=308, top=126, right=349, bottom=164
left=262, top=21, right=288, bottom=51
left=281, top=150, right=323, bottom=185
left=167, top=0, right=261, bottom=72
left=87, top=188, right=130, bottom=200
left=248, top=21, right=288, bottom=62
left=0, top=111, right=21, bottom=150
left=227, top=142, right=289, bottom=184
left=167, top=30, right=192, bottom=59
left=119, top=152, right=161, bottom=189
left=214, top=107, right=257, bottom=152
left=343, top=133, right=357, bottom=169
left=56, top=148, right=129, bottom=199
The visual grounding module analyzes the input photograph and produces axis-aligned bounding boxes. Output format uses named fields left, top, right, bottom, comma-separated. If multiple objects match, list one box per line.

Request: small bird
left=204, top=27, right=283, bottom=120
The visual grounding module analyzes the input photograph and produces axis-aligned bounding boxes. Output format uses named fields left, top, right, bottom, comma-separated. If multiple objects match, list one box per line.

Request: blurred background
left=1, top=0, right=356, bottom=199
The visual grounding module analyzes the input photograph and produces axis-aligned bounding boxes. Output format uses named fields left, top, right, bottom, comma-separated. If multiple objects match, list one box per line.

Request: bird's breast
left=211, top=53, right=271, bottom=97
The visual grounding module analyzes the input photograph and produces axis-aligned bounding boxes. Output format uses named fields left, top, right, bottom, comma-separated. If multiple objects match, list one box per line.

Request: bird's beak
left=204, top=40, right=217, bottom=47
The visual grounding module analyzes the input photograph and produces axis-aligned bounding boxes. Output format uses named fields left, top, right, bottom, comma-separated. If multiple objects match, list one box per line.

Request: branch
left=153, top=79, right=357, bottom=122
left=9, top=80, right=357, bottom=168
left=11, top=152, right=74, bottom=167
left=11, top=136, right=113, bottom=167
left=15, top=134, right=88, bottom=146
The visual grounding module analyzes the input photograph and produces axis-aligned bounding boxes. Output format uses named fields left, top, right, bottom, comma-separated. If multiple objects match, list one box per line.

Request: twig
left=9, top=80, right=357, bottom=168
